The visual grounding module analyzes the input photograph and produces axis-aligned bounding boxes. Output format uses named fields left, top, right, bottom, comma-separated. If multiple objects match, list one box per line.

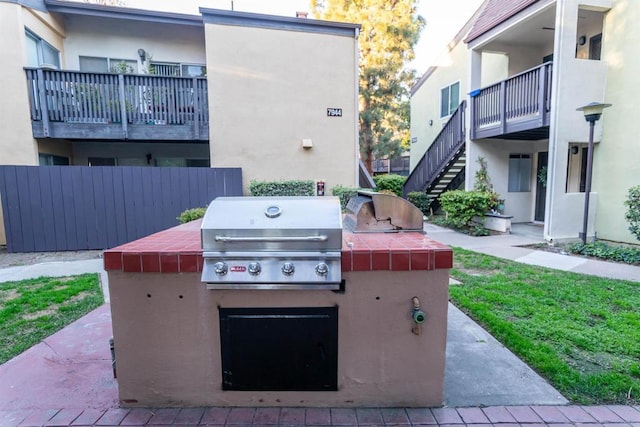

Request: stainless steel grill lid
left=201, top=196, right=343, bottom=289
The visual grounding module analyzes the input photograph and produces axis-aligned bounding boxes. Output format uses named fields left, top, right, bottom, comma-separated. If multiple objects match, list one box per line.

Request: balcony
left=470, top=62, right=552, bottom=141
left=25, top=68, right=209, bottom=141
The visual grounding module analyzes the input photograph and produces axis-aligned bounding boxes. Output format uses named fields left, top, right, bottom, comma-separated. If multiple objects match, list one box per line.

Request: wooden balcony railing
left=470, top=62, right=552, bottom=140
left=25, top=68, right=209, bottom=141
left=403, top=101, right=466, bottom=197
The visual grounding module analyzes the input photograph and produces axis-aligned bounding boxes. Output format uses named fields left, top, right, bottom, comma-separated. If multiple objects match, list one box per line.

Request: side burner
left=344, top=191, right=424, bottom=233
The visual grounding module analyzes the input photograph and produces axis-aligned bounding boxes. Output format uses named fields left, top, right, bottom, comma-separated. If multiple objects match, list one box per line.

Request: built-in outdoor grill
left=105, top=193, right=453, bottom=407
left=201, top=196, right=343, bottom=290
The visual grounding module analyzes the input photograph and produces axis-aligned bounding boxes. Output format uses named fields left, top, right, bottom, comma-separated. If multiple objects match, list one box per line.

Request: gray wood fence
left=0, top=166, right=242, bottom=253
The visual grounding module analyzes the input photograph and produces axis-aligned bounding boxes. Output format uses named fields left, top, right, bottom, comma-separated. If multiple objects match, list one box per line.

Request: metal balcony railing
left=470, top=62, right=552, bottom=139
left=25, top=68, right=208, bottom=140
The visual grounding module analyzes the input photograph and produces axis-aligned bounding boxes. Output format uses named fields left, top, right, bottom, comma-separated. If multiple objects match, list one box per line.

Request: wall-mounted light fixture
left=578, top=35, right=587, bottom=46
left=571, top=145, right=579, bottom=155
left=428, top=120, right=433, bottom=126
left=137, top=48, right=146, bottom=62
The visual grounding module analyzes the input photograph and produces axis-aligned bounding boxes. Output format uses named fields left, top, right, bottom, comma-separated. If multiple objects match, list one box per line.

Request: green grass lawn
left=0, top=273, right=104, bottom=364
left=449, top=247, right=640, bottom=405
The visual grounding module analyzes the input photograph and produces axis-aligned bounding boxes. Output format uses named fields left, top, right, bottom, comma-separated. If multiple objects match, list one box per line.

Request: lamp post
left=576, top=102, right=612, bottom=244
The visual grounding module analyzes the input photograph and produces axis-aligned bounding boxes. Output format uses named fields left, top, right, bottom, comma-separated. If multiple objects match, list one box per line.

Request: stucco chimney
left=296, top=11, right=308, bottom=18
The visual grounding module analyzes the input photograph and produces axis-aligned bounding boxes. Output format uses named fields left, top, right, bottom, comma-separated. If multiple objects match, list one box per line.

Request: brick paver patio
left=1, top=405, right=639, bottom=427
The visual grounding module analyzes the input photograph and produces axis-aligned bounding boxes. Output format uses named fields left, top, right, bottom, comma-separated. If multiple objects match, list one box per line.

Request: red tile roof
left=465, top=0, right=541, bottom=43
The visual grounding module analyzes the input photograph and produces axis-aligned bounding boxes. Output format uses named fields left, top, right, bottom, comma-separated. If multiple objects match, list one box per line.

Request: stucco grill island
left=104, top=195, right=453, bottom=407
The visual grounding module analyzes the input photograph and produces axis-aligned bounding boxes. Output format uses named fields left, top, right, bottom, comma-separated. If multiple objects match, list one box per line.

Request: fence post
left=192, top=77, right=200, bottom=140
left=118, top=74, right=128, bottom=139
left=36, top=68, right=50, bottom=137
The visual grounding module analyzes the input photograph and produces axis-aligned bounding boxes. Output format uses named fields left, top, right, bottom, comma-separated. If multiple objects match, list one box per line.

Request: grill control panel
left=202, top=252, right=341, bottom=290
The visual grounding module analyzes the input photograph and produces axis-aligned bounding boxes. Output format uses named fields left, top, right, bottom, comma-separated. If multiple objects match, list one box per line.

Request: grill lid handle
left=214, top=235, right=329, bottom=243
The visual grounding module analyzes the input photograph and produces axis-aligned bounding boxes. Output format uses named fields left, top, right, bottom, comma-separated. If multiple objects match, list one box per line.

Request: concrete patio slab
left=444, top=304, right=567, bottom=407
left=0, top=305, right=117, bottom=411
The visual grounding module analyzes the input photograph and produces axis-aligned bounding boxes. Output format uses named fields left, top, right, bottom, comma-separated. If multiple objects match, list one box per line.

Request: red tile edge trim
left=103, top=228, right=454, bottom=274
left=434, top=250, right=454, bottom=269
left=103, top=252, right=123, bottom=271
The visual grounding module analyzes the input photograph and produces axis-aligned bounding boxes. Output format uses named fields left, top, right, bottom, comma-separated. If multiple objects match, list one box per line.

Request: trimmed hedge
left=249, top=180, right=315, bottom=196
left=331, top=185, right=361, bottom=211
left=407, top=192, right=429, bottom=216
left=372, top=174, right=406, bottom=197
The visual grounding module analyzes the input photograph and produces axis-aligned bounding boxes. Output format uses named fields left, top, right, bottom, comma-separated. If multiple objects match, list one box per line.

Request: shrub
left=473, top=156, right=500, bottom=209
left=568, top=241, right=640, bottom=265
left=439, top=190, right=493, bottom=228
left=177, top=207, right=206, bottom=224
left=372, top=174, right=406, bottom=196
left=249, top=180, right=315, bottom=196
left=407, top=191, right=429, bottom=216
left=625, top=185, right=640, bottom=241
left=331, top=185, right=361, bottom=211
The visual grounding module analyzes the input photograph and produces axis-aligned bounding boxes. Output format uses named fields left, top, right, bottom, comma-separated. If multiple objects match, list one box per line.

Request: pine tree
left=311, top=0, right=424, bottom=173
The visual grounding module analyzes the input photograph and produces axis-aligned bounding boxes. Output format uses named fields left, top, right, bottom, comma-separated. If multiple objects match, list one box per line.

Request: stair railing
left=403, top=101, right=466, bottom=197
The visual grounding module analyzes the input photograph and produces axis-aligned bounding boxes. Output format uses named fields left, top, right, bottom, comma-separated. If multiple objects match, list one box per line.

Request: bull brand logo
left=230, top=265, right=247, bottom=273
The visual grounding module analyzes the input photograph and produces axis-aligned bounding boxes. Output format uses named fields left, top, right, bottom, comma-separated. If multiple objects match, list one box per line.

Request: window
left=39, top=153, right=69, bottom=166
left=156, top=158, right=210, bottom=167
left=181, top=64, right=206, bottom=77
left=566, top=144, right=588, bottom=192
left=88, top=157, right=116, bottom=166
left=79, top=56, right=136, bottom=73
left=150, top=62, right=206, bottom=77
left=25, top=30, right=60, bottom=68
left=440, top=81, right=460, bottom=117
left=508, top=154, right=532, bottom=192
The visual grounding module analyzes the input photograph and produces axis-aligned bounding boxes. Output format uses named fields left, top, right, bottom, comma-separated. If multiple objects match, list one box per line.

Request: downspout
left=354, top=27, right=360, bottom=187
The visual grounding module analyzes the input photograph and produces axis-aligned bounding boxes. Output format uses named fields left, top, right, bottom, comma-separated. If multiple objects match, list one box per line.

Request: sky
left=120, top=0, right=483, bottom=73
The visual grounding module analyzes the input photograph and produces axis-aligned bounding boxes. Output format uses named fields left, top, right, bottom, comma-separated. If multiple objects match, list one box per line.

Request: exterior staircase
left=403, top=101, right=466, bottom=212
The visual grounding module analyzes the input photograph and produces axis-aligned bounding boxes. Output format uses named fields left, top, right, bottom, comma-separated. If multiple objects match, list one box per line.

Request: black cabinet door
left=219, top=307, right=338, bottom=391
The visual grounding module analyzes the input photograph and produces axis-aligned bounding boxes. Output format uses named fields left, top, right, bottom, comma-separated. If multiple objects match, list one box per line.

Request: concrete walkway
left=1, top=225, right=639, bottom=426
left=426, top=222, right=640, bottom=282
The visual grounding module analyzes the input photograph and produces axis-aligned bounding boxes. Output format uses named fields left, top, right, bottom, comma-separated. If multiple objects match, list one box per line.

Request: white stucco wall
left=467, top=139, right=548, bottom=223
left=410, top=41, right=469, bottom=172
left=410, top=41, right=509, bottom=174
left=205, top=22, right=358, bottom=192
left=62, top=16, right=206, bottom=73
left=544, top=0, right=609, bottom=242
left=593, top=0, right=640, bottom=244
left=0, top=3, right=64, bottom=167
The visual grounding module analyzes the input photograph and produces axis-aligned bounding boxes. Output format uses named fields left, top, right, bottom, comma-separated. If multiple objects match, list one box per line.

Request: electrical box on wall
left=302, top=139, right=313, bottom=149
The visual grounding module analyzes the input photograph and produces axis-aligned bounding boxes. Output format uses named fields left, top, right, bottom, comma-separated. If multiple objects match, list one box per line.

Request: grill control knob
left=213, top=261, right=228, bottom=276
left=315, top=262, right=329, bottom=277
left=281, top=262, right=295, bottom=276
left=248, top=262, right=261, bottom=276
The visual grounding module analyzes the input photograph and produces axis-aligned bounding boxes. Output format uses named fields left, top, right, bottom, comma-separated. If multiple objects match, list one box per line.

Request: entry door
left=590, top=34, right=602, bottom=60
left=534, top=152, right=548, bottom=222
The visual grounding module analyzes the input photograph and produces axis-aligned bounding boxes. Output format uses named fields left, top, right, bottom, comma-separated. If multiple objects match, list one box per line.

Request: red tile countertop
left=103, top=219, right=453, bottom=273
